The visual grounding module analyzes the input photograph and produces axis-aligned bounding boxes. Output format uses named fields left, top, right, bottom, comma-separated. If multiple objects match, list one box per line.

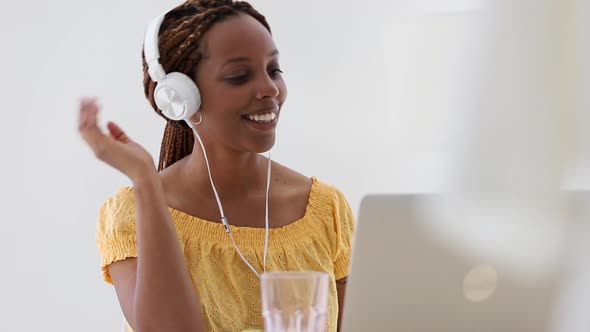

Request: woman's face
left=193, top=13, right=287, bottom=153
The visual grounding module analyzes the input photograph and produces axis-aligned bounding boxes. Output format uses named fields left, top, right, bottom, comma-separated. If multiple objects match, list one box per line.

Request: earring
left=192, top=111, right=203, bottom=125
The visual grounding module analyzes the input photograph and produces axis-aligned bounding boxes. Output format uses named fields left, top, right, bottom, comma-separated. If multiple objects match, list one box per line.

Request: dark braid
left=158, top=121, right=195, bottom=171
left=141, top=0, right=271, bottom=172
left=190, top=0, right=233, bottom=12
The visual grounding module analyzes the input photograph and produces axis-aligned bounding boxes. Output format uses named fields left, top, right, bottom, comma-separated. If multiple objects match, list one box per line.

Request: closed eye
left=224, top=68, right=283, bottom=85
left=270, top=68, right=283, bottom=79
left=226, top=74, right=250, bottom=84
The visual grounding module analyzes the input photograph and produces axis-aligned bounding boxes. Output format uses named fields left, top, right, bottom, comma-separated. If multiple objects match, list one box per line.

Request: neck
left=181, top=141, right=270, bottom=200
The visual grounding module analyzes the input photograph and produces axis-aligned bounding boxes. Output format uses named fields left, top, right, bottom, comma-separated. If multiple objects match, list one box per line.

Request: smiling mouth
left=242, top=112, right=277, bottom=123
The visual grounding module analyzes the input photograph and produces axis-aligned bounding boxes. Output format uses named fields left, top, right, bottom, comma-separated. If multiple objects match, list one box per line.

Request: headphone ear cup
left=153, top=72, right=202, bottom=121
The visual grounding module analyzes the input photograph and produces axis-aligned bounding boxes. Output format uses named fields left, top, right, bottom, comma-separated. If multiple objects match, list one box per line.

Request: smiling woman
left=77, top=0, right=355, bottom=331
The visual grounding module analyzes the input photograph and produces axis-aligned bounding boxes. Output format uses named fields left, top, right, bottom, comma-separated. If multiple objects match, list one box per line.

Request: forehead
left=199, top=13, right=276, bottom=62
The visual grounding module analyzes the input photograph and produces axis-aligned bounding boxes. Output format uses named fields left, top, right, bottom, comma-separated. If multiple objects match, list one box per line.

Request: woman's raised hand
left=78, top=97, right=156, bottom=181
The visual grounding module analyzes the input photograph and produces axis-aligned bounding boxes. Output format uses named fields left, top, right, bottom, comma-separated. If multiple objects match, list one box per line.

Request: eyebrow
left=222, top=49, right=279, bottom=65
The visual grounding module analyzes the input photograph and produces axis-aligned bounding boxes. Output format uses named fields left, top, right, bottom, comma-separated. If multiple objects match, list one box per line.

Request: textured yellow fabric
left=96, top=177, right=355, bottom=332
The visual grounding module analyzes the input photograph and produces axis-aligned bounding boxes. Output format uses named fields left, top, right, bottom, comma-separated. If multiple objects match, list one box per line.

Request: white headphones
left=142, top=10, right=273, bottom=279
left=144, top=12, right=202, bottom=121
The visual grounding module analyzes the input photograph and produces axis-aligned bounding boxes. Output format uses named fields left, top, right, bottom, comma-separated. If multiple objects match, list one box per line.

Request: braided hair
left=142, top=0, right=271, bottom=171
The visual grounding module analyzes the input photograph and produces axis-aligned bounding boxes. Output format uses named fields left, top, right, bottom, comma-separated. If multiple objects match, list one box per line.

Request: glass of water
left=261, top=271, right=330, bottom=332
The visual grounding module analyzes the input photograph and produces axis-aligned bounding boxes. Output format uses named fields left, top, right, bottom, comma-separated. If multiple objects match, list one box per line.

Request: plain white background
left=2, top=0, right=588, bottom=330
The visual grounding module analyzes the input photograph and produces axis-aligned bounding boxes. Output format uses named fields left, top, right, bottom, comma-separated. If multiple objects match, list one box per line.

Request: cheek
left=221, top=88, right=252, bottom=112
left=206, top=85, right=247, bottom=111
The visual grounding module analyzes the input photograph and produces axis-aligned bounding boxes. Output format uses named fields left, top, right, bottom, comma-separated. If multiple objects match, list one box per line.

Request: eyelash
left=270, top=68, right=284, bottom=78
left=227, top=69, right=284, bottom=84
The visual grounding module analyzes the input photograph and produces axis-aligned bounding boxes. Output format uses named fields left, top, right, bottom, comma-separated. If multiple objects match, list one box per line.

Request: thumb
left=107, top=121, right=131, bottom=143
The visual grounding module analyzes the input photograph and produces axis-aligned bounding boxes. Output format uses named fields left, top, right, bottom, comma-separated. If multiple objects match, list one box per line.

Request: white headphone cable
left=186, top=119, right=271, bottom=278
left=263, top=148, right=271, bottom=273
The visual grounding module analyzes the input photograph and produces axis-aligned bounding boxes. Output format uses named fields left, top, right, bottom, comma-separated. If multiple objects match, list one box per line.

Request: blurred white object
left=381, top=0, right=589, bottom=330
left=549, top=1, right=590, bottom=330
left=425, top=0, right=590, bottom=330
left=427, top=0, right=587, bottom=279
left=550, top=194, right=590, bottom=332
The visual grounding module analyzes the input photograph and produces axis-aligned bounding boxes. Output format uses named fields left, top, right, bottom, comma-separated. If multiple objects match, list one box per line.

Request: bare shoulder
left=271, top=161, right=312, bottom=195
left=270, top=161, right=313, bottom=224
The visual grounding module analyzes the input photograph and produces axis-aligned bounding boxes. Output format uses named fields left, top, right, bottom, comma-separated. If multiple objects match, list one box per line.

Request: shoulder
left=100, top=186, right=135, bottom=212
left=98, top=186, right=136, bottom=230
left=306, top=176, right=350, bottom=212
left=312, top=178, right=347, bottom=200
left=271, top=161, right=310, bottom=187
left=270, top=162, right=347, bottom=201
left=270, top=161, right=313, bottom=201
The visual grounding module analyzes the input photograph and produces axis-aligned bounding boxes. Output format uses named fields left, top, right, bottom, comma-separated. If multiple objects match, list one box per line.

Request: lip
left=242, top=107, right=279, bottom=116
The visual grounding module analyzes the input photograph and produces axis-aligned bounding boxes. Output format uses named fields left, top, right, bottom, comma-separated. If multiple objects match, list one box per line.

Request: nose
left=256, top=73, right=280, bottom=99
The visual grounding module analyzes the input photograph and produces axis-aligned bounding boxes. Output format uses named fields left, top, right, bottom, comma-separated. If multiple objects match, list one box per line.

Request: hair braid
left=188, top=0, right=233, bottom=12
left=233, top=1, right=271, bottom=32
left=158, top=121, right=195, bottom=171
left=142, top=0, right=271, bottom=172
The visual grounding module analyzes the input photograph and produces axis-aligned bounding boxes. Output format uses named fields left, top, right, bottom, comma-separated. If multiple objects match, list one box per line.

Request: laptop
left=341, top=192, right=590, bottom=332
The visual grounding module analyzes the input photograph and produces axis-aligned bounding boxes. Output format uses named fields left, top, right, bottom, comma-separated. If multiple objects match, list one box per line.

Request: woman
left=78, top=0, right=355, bottom=331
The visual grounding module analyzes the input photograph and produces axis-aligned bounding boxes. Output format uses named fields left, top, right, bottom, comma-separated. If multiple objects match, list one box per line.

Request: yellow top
left=96, top=177, right=355, bottom=332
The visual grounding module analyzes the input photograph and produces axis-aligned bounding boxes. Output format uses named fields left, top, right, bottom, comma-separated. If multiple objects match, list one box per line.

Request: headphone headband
left=143, top=12, right=167, bottom=82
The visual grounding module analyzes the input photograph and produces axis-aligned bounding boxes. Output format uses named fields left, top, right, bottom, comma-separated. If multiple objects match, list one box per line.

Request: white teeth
left=247, top=113, right=276, bottom=122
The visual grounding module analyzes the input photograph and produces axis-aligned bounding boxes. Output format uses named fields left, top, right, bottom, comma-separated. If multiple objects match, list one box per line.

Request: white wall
left=3, top=0, right=588, bottom=330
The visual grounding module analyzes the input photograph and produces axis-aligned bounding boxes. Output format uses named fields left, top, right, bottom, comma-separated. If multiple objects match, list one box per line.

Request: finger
left=107, top=121, right=131, bottom=143
left=78, top=98, right=109, bottom=153
left=78, top=97, right=98, bottom=130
